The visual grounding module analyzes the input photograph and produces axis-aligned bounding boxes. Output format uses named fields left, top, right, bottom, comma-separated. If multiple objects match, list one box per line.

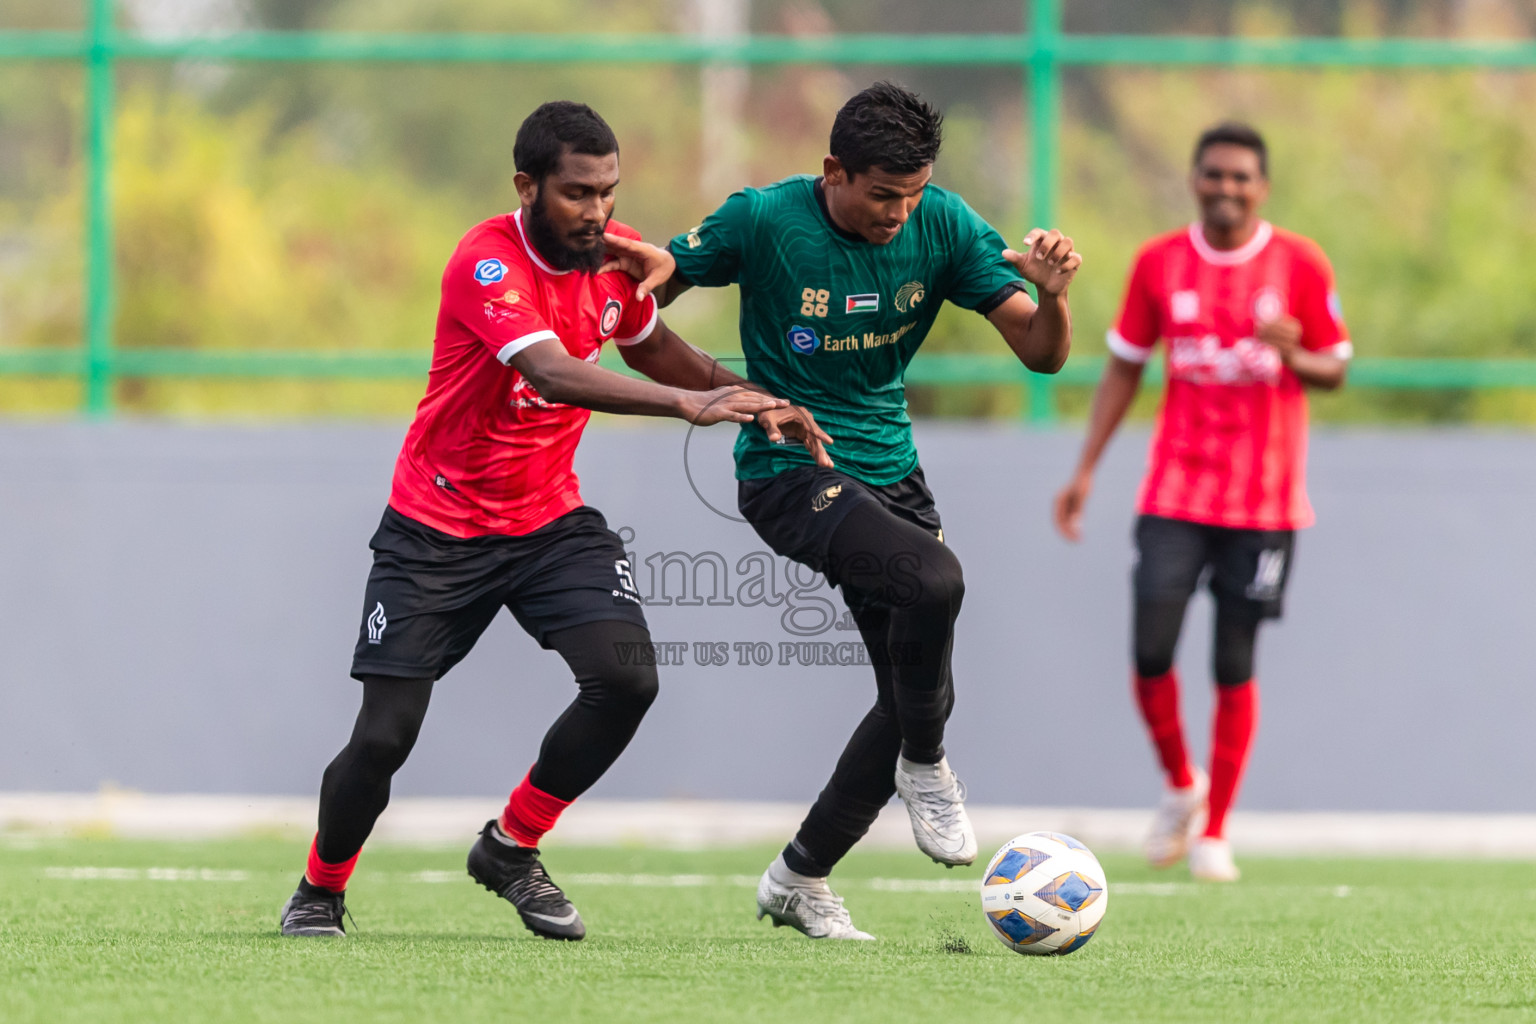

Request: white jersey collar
left=1188, top=220, right=1273, bottom=266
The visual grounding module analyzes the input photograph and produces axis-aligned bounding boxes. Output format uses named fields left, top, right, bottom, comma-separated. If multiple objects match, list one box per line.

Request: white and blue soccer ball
left=979, top=831, right=1109, bottom=956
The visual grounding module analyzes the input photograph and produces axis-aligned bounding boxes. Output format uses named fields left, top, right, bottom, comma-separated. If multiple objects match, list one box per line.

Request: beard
left=525, top=190, right=609, bottom=273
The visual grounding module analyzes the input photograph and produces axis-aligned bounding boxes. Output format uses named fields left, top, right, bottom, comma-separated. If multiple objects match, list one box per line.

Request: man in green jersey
left=654, top=82, right=1081, bottom=939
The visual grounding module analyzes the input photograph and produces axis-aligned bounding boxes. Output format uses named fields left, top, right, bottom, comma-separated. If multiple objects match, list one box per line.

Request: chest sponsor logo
left=818, top=319, right=920, bottom=353
left=845, top=293, right=879, bottom=314
left=787, top=324, right=821, bottom=355
left=811, top=484, right=842, bottom=512
left=366, top=602, right=387, bottom=644
left=1167, top=334, right=1282, bottom=386
left=800, top=287, right=830, bottom=318
left=1170, top=290, right=1200, bottom=323
left=474, top=258, right=507, bottom=286
left=894, top=281, right=925, bottom=313
left=600, top=298, right=623, bottom=337
left=1252, top=286, right=1286, bottom=323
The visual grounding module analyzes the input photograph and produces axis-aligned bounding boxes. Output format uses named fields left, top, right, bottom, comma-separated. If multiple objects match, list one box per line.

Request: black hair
left=1193, top=122, right=1268, bottom=177
left=829, top=81, right=943, bottom=177
left=514, top=101, right=619, bottom=182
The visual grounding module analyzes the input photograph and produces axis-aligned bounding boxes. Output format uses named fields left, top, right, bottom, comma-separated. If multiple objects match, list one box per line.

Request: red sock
left=1204, top=681, right=1259, bottom=839
left=1134, top=670, right=1194, bottom=789
left=498, top=770, right=572, bottom=849
left=304, top=834, right=359, bottom=892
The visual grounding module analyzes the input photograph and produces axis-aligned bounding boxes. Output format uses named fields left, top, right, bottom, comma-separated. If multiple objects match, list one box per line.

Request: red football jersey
left=1108, top=221, right=1351, bottom=530
left=388, top=209, right=659, bottom=538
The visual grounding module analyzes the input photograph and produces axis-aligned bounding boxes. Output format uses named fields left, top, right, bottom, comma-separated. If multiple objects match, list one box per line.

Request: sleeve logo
left=1327, top=291, right=1344, bottom=322
left=686, top=225, right=703, bottom=249
left=845, top=293, right=879, bottom=314
left=474, top=258, right=507, bottom=285
left=787, top=324, right=821, bottom=354
left=599, top=298, right=623, bottom=337
left=894, top=281, right=925, bottom=313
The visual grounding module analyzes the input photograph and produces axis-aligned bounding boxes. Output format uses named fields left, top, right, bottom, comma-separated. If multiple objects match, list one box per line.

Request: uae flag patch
left=845, top=293, right=880, bottom=314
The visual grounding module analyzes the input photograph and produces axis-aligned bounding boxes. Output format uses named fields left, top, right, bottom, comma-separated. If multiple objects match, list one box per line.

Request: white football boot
left=893, top=755, right=978, bottom=867
left=755, top=854, right=874, bottom=940
left=1189, top=836, right=1241, bottom=882
left=1143, top=766, right=1209, bottom=869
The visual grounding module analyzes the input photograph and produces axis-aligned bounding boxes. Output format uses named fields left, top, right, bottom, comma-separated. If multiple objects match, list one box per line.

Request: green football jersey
left=669, top=175, right=1026, bottom=485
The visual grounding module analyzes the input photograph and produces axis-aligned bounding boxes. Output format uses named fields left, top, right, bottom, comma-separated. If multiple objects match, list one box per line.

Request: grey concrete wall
left=1, top=421, right=1533, bottom=812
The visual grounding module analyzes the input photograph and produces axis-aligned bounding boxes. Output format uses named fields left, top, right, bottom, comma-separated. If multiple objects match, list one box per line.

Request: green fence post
left=84, top=0, right=117, bottom=416
left=1026, top=0, right=1061, bottom=426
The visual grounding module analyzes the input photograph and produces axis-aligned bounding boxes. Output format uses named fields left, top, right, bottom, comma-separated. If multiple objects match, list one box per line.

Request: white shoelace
left=790, top=880, right=853, bottom=927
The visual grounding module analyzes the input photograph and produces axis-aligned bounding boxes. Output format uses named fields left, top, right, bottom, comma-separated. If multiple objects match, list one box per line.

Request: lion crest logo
left=895, top=280, right=926, bottom=313
left=811, top=485, right=843, bottom=512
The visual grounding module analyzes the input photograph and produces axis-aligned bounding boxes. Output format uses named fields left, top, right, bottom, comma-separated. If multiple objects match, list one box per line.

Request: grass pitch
left=2, top=836, right=1534, bottom=1023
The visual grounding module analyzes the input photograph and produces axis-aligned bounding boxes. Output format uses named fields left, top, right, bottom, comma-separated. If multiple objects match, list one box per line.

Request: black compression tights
left=1134, top=596, right=1264, bottom=687
left=315, top=619, right=658, bottom=864
left=783, top=500, right=965, bottom=878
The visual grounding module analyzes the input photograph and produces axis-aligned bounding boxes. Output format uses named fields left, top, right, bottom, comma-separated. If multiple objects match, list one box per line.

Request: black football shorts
left=350, top=505, right=648, bottom=681
left=737, top=464, right=943, bottom=577
left=1133, top=513, right=1296, bottom=620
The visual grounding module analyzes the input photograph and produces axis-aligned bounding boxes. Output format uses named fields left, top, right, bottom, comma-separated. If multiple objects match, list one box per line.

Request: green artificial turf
left=2, top=835, right=1534, bottom=1023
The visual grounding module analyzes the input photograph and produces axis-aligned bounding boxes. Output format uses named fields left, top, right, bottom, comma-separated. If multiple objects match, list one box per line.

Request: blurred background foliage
left=1, top=0, right=1534, bottom=420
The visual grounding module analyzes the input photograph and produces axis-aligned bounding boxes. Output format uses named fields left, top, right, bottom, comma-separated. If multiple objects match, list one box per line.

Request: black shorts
left=1133, top=514, right=1296, bottom=620
left=737, top=464, right=943, bottom=579
left=350, top=505, right=648, bottom=681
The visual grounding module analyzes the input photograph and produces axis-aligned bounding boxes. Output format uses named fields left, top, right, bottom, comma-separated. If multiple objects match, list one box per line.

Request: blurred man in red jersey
left=1054, top=123, right=1351, bottom=882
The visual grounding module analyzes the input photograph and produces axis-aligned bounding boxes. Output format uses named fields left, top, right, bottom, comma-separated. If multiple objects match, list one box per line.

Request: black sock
left=781, top=840, right=831, bottom=878
left=899, top=742, right=945, bottom=764
left=297, top=877, right=341, bottom=898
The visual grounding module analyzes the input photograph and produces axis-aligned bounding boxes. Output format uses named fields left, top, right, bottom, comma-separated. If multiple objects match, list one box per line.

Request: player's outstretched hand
left=759, top=405, right=835, bottom=468
left=682, top=386, right=787, bottom=427
left=1053, top=470, right=1093, bottom=542
left=1004, top=229, right=1082, bottom=296
left=600, top=233, right=676, bottom=301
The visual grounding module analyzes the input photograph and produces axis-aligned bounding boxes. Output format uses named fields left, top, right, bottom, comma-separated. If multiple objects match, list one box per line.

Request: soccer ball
left=978, top=831, right=1109, bottom=956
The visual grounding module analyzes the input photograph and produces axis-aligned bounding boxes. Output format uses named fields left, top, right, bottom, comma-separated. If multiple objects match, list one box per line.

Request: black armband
left=974, top=280, right=1030, bottom=317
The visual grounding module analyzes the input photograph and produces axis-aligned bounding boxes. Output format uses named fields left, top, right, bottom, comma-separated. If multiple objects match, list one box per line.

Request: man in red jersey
left=279, top=101, right=796, bottom=940
left=1054, top=123, right=1349, bottom=882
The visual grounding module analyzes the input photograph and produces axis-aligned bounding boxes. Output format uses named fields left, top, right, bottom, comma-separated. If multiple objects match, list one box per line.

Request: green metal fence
left=3, top=0, right=1536, bottom=420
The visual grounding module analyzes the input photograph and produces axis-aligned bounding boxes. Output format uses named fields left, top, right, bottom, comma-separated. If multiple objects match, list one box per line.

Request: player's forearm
left=652, top=274, right=693, bottom=309
left=519, top=354, right=691, bottom=419
left=1282, top=349, right=1348, bottom=390
left=1006, top=292, right=1072, bottom=374
left=1074, top=357, right=1143, bottom=475
left=620, top=326, right=750, bottom=392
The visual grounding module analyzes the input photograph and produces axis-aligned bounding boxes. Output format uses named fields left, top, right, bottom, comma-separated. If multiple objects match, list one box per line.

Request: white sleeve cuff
left=1106, top=329, right=1152, bottom=364
left=613, top=303, right=660, bottom=347
left=496, top=330, right=559, bottom=365
left=1322, top=340, right=1354, bottom=360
